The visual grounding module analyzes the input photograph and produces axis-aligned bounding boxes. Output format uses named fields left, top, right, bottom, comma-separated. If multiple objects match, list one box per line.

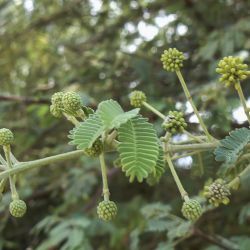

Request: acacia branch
left=0, top=95, right=50, bottom=105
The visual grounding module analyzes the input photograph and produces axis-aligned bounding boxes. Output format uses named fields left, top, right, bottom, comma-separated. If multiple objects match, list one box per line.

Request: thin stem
left=176, top=70, right=213, bottom=141
left=163, top=133, right=189, bottom=201
left=168, top=142, right=219, bottom=153
left=197, top=152, right=204, bottom=176
left=99, top=152, right=110, bottom=201
left=3, top=146, right=19, bottom=200
left=184, top=130, right=204, bottom=143
left=106, top=130, right=117, bottom=146
left=77, top=109, right=86, bottom=121
left=0, top=150, right=84, bottom=181
left=235, top=82, right=250, bottom=123
left=0, top=154, right=7, bottom=165
left=165, top=153, right=189, bottom=200
left=0, top=178, right=7, bottom=193
left=142, top=101, right=166, bottom=120
left=63, top=112, right=80, bottom=126
left=0, top=164, right=7, bottom=170
left=171, top=150, right=203, bottom=160
left=10, top=152, right=19, bottom=164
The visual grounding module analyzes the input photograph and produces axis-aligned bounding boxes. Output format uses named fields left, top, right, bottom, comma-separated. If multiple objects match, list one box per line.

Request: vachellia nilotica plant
left=0, top=48, right=250, bottom=223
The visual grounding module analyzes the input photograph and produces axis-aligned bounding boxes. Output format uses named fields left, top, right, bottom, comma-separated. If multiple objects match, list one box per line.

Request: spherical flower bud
left=62, top=92, right=82, bottom=115
left=51, top=92, right=64, bottom=110
left=50, top=104, right=62, bottom=118
left=129, top=90, right=147, bottom=108
left=97, top=200, right=117, bottom=221
left=181, top=199, right=202, bottom=221
left=162, top=111, right=187, bottom=134
left=216, top=56, right=249, bottom=87
left=161, top=48, right=185, bottom=72
left=85, top=139, right=103, bottom=157
left=203, top=179, right=230, bottom=207
left=9, top=199, right=27, bottom=218
left=0, top=128, right=14, bottom=146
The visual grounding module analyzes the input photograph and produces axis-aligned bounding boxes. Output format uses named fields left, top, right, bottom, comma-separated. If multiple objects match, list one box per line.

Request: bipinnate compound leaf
left=146, top=146, right=166, bottom=186
left=118, top=116, right=159, bottom=182
left=214, top=127, right=250, bottom=168
left=69, top=113, right=104, bottom=150
left=97, top=99, right=139, bottom=129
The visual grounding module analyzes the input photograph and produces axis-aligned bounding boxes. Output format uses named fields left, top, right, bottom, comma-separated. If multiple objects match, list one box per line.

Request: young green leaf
left=97, top=99, right=139, bottom=129
left=118, top=115, right=159, bottom=182
left=69, top=113, right=104, bottom=150
left=214, top=128, right=250, bottom=169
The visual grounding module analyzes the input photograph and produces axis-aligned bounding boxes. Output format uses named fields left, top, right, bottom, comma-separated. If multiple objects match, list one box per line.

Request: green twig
left=142, top=101, right=166, bottom=120
left=0, top=150, right=84, bottom=181
left=176, top=70, right=213, bottom=141
left=99, top=152, right=110, bottom=201
left=235, top=81, right=250, bottom=123
left=3, top=145, right=19, bottom=199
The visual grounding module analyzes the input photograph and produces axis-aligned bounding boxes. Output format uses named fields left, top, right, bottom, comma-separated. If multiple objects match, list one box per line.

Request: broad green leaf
left=97, top=99, right=139, bottom=129
left=118, top=116, right=159, bottom=182
left=69, top=113, right=104, bottom=150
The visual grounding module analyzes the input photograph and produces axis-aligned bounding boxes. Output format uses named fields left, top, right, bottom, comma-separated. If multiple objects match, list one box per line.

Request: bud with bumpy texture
left=0, top=128, right=14, bottom=146
left=162, top=111, right=187, bottom=134
left=181, top=199, right=202, bottom=221
left=50, top=104, right=62, bottom=118
left=216, top=56, right=249, bottom=87
left=9, top=199, right=27, bottom=218
left=51, top=92, right=64, bottom=109
left=62, top=92, right=82, bottom=115
left=51, top=92, right=64, bottom=117
left=161, top=48, right=185, bottom=72
left=97, top=200, right=117, bottom=221
left=85, top=139, right=103, bottom=157
left=129, top=90, right=147, bottom=108
left=203, top=179, right=230, bottom=207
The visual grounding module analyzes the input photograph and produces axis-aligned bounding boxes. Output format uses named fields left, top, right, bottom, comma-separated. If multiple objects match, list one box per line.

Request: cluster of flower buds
left=0, top=128, right=27, bottom=218
left=97, top=200, right=117, bottom=221
left=50, top=91, right=83, bottom=118
left=161, top=48, right=185, bottom=72
left=162, top=111, right=187, bottom=134
left=129, top=90, right=147, bottom=108
left=181, top=199, right=202, bottom=221
left=203, top=179, right=230, bottom=207
left=216, top=56, right=249, bottom=87
left=85, top=139, right=103, bottom=157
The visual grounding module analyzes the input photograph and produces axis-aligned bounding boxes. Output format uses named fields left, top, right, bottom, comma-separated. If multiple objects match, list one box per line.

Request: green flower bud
left=97, top=200, right=117, bottom=221
left=162, top=111, right=187, bottom=134
left=50, top=104, right=62, bottom=118
left=129, top=90, right=147, bottom=108
left=181, top=199, right=202, bottom=221
left=203, top=179, right=230, bottom=207
left=62, top=92, right=82, bottom=115
left=9, top=199, right=27, bottom=218
left=161, top=48, right=185, bottom=72
left=51, top=92, right=64, bottom=110
left=0, top=128, right=14, bottom=146
left=85, top=139, right=103, bottom=157
left=216, top=56, right=249, bottom=87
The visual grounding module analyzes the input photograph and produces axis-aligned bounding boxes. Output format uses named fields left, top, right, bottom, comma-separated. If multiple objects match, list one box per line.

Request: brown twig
left=194, top=228, right=239, bottom=250
left=0, top=95, right=50, bottom=105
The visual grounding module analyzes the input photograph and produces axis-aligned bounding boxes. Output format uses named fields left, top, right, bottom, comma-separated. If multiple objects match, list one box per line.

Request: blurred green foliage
left=0, top=0, right=250, bottom=249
